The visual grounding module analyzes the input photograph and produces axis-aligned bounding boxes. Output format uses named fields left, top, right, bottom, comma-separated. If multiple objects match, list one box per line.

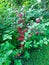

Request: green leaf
left=4, top=59, right=11, bottom=65
left=24, top=42, right=32, bottom=49
left=3, top=34, right=12, bottom=40
left=14, top=60, right=22, bottom=65
left=24, top=51, right=30, bottom=59
left=44, top=41, right=48, bottom=45
left=34, top=40, right=38, bottom=48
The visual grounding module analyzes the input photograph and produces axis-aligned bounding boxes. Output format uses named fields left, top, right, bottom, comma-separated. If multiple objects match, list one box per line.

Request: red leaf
left=17, top=37, right=24, bottom=41
left=24, top=28, right=28, bottom=32
left=18, top=27, right=24, bottom=34
left=19, top=31, right=24, bottom=34
left=18, top=27, right=22, bottom=31
left=18, top=14, right=22, bottom=18
left=18, top=27, right=22, bottom=30
left=20, top=44, right=24, bottom=47
left=20, top=33, right=24, bottom=37
left=36, top=32, right=39, bottom=35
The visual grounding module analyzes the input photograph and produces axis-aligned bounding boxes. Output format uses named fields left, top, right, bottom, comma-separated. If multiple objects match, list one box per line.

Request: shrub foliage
left=0, top=0, right=49, bottom=65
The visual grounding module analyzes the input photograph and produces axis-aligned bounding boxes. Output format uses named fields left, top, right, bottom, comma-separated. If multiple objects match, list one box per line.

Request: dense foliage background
left=0, top=0, right=49, bottom=65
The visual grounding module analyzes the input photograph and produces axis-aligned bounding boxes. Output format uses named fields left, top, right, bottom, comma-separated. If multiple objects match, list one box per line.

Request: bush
left=0, top=0, right=49, bottom=65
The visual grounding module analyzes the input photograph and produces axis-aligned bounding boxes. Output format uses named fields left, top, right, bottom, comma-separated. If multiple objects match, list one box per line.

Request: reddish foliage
left=17, top=27, right=24, bottom=40
left=18, top=27, right=22, bottom=31
left=36, top=32, right=39, bottom=35
left=18, top=30, right=23, bottom=34
left=18, top=19, right=23, bottom=23
left=18, top=27, right=24, bottom=34
left=20, top=33, right=24, bottom=37
left=17, top=37, right=24, bottom=41
left=24, top=28, right=28, bottom=32
left=18, top=13, right=22, bottom=18
left=20, top=44, right=24, bottom=47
